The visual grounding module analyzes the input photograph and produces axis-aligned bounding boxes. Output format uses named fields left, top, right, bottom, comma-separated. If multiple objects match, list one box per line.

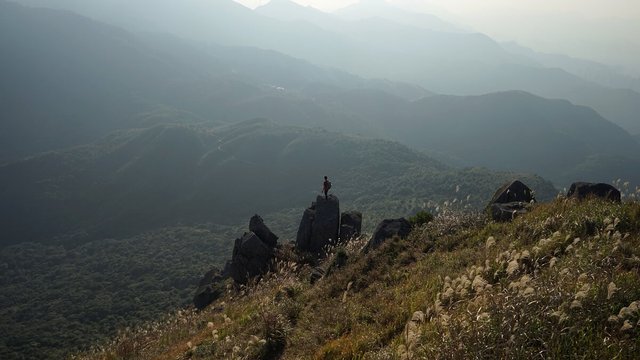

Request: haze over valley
left=1, top=0, right=639, bottom=358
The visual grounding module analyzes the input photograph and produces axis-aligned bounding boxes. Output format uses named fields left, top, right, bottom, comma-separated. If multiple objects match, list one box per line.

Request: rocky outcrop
left=489, top=202, right=531, bottom=222
left=488, top=180, right=535, bottom=222
left=567, top=182, right=621, bottom=202
left=339, top=211, right=362, bottom=241
left=193, top=268, right=226, bottom=310
left=194, top=214, right=278, bottom=309
left=224, top=232, right=275, bottom=284
left=249, top=214, right=278, bottom=247
left=365, top=218, right=412, bottom=252
left=296, top=195, right=340, bottom=254
left=490, top=180, right=535, bottom=204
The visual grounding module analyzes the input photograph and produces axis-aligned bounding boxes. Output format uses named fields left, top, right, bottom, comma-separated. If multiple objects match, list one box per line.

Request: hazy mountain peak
left=335, top=0, right=463, bottom=33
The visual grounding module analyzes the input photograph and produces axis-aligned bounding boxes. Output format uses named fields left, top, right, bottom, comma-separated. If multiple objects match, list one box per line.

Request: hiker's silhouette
left=322, top=176, right=332, bottom=200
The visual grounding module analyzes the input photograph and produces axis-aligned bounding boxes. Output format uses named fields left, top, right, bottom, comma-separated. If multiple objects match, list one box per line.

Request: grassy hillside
left=77, top=198, right=640, bottom=359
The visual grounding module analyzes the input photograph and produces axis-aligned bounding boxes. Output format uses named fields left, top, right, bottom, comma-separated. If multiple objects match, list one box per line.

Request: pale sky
left=236, top=0, right=640, bottom=73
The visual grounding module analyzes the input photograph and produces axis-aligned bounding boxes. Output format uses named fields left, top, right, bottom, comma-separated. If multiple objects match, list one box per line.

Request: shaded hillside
left=309, top=90, right=640, bottom=185
left=399, top=91, right=640, bottom=184
left=76, top=199, right=640, bottom=360
left=0, top=120, right=556, bottom=247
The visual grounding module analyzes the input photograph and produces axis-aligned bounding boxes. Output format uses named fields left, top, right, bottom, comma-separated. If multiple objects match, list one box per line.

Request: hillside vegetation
left=76, top=198, right=640, bottom=359
left=0, top=120, right=557, bottom=359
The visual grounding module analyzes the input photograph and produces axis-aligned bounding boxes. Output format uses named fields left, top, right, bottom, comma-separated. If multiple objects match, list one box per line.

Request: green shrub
left=408, top=210, right=434, bottom=227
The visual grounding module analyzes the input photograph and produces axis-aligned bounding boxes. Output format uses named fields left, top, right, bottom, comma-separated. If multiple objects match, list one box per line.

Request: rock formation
left=567, top=182, right=621, bottom=202
left=340, top=211, right=363, bottom=241
left=296, top=195, right=340, bottom=254
left=490, top=180, right=536, bottom=204
left=224, top=232, right=275, bottom=284
left=365, top=218, right=412, bottom=252
left=488, top=180, right=535, bottom=222
left=193, top=268, right=226, bottom=310
left=194, top=214, right=278, bottom=309
left=249, top=214, right=278, bottom=247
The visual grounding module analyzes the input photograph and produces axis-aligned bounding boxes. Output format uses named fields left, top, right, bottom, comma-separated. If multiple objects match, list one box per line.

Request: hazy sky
left=237, top=0, right=640, bottom=74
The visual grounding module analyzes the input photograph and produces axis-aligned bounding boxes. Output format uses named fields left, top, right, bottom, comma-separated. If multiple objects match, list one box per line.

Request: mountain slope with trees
left=0, top=120, right=557, bottom=358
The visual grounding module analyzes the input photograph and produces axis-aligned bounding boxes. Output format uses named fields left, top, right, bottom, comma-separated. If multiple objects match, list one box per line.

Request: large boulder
left=365, top=218, right=412, bottom=252
left=339, top=211, right=363, bottom=241
left=193, top=268, right=226, bottom=310
left=249, top=214, right=278, bottom=248
left=490, top=180, right=535, bottom=204
left=489, top=202, right=531, bottom=222
left=296, top=195, right=340, bottom=254
left=567, top=182, right=621, bottom=202
left=224, top=232, right=274, bottom=284
left=487, top=180, right=535, bottom=222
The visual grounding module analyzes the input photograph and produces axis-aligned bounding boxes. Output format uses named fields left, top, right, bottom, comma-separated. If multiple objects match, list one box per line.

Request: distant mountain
left=2, top=2, right=637, bottom=186
left=0, top=120, right=556, bottom=247
left=306, top=89, right=640, bottom=185
left=0, top=1, right=429, bottom=162
left=334, top=0, right=464, bottom=33
left=634, top=134, right=640, bottom=144
left=19, top=0, right=640, bottom=134
left=502, top=42, right=640, bottom=93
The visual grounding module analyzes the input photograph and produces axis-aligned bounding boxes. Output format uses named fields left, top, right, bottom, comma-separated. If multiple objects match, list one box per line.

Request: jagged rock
left=365, top=218, right=412, bottom=252
left=489, top=202, right=531, bottom=222
left=296, top=195, right=340, bottom=254
left=249, top=214, right=278, bottom=248
left=225, top=232, right=274, bottom=284
left=567, top=182, right=621, bottom=202
left=193, top=268, right=226, bottom=310
left=490, top=180, right=535, bottom=204
left=339, top=211, right=362, bottom=241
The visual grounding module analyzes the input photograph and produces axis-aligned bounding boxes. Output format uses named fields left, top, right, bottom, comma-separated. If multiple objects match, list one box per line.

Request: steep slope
left=75, top=199, right=640, bottom=359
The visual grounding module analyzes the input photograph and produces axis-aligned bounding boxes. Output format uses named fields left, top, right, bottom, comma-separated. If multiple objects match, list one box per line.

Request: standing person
left=322, top=176, right=332, bottom=200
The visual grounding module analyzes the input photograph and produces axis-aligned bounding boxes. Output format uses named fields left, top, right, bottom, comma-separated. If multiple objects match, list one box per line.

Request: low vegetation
left=75, top=198, right=640, bottom=359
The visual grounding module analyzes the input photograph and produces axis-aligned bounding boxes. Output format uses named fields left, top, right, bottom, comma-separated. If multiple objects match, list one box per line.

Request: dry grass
left=75, top=199, right=640, bottom=360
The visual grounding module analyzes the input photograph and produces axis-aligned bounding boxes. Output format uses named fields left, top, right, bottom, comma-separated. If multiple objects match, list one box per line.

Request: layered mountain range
left=1, top=0, right=639, bottom=358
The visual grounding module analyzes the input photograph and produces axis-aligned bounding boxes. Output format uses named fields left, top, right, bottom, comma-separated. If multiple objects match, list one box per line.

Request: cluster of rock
left=488, top=180, right=621, bottom=222
left=193, top=214, right=279, bottom=310
left=295, top=195, right=362, bottom=256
